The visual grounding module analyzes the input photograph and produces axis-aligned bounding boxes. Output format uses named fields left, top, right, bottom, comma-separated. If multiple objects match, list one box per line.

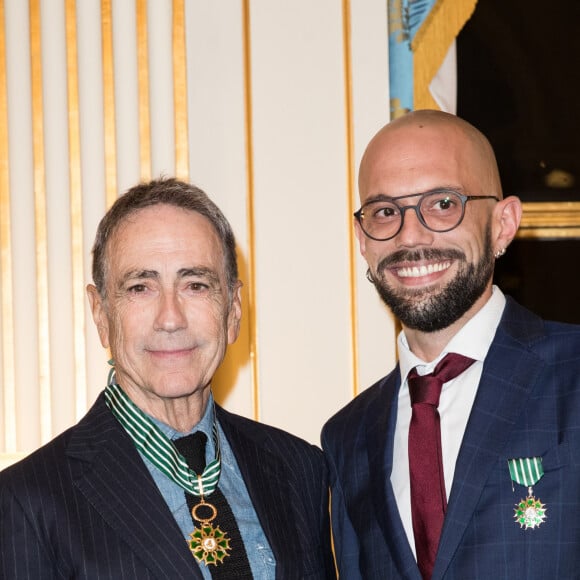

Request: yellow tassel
left=411, top=0, right=479, bottom=110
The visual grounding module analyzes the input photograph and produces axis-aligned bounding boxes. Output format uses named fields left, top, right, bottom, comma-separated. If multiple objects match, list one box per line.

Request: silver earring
left=366, top=269, right=375, bottom=284
left=494, top=248, right=506, bottom=259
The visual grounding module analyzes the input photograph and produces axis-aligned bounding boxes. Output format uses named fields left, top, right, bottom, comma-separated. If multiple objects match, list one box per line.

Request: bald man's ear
left=492, top=195, right=522, bottom=253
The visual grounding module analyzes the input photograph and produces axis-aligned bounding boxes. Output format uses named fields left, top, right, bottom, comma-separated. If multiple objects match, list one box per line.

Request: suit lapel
left=67, top=396, right=202, bottom=579
left=434, top=301, right=546, bottom=579
left=366, top=369, right=422, bottom=579
left=217, top=407, right=303, bottom=579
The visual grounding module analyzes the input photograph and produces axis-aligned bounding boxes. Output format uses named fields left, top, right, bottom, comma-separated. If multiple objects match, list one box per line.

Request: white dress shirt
left=392, top=286, right=506, bottom=556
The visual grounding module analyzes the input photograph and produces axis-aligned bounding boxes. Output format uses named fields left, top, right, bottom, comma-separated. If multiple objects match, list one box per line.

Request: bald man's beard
left=371, top=226, right=495, bottom=333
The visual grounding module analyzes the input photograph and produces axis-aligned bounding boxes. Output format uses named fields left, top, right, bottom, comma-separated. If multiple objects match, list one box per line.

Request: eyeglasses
left=354, top=190, right=499, bottom=241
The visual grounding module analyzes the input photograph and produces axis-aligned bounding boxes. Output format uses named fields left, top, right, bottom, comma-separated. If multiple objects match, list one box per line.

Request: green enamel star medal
left=187, top=478, right=231, bottom=565
left=508, top=457, right=547, bottom=529
left=104, top=380, right=233, bottom=565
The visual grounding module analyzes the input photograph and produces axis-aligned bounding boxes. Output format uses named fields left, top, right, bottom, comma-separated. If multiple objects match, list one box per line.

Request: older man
left=322, top=110, right=580, bottom=579
left=1, top=178, right=335, bottom=579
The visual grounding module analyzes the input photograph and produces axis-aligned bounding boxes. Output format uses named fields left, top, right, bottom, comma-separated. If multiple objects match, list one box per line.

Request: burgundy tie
left=408, top=353, right=475, bottom=580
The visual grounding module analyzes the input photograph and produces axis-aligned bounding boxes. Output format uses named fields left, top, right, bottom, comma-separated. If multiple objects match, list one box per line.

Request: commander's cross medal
left=187, top=474, right=231, bottom=566
left=104, top=381, right=232, bottom=565
left=508, top=457, right=546, bottom=529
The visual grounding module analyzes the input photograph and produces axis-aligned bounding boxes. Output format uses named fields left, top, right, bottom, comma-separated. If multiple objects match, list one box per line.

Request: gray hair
left=91, top=177, right=238, bottom=299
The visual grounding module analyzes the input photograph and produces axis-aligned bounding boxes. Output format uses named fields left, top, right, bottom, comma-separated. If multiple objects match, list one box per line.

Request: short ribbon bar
left=508, top=457, right=544, bottom=487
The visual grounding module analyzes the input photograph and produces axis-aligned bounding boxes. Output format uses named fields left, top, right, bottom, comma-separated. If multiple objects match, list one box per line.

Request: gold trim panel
left=137, top=0, right=151, bottom=181
left=173, top=0, right=188, bottom=180
left=65, top=0, right=87, bottom=419
left=30, top=0, right=52, bottom=442
left=342, top=0, right=360, bottom=398
left=518, top=202, right=580, bottom=239
left=102, top=0, right=117, bottom=206
left=242, top=0, right=260, bottom=421
left=0, top=0, right=17, bottom=452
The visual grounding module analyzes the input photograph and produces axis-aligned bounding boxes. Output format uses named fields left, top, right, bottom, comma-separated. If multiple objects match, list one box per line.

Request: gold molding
left=65, top=0, right=87, bottom=419
left=0, top=0, right=17, bottom=452
left=173, top=0, right=188, bottom=180
left=342, top=0, right=359, bottom=398
left=30, top=0, right=52, bottom=442
left=242, top=0, right=259, bottom=422
left=102, top=0, right=117, bottom=207
left=518, top=201, right=580, bottom=239
left=137, top=0, right=151, bottom=181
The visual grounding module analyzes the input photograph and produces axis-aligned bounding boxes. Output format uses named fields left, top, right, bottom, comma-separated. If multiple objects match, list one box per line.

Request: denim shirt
left=141, top=394, right=276, bottom=579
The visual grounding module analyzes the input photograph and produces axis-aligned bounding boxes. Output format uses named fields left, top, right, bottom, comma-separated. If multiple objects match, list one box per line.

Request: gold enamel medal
left=513, top=486, right=547, bottom=529
left=508, top=457, right=546, bottom=530
left=104, top=382, right=233, bottom=565
left=188, top=499, right=231, bottom=565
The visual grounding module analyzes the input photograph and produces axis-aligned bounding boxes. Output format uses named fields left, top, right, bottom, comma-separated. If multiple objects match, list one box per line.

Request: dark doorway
left=457, top=0, right=580, bottom=324
left=493, top=239, right=580, bottom=324
left=457, top=0, right=580, bottom=202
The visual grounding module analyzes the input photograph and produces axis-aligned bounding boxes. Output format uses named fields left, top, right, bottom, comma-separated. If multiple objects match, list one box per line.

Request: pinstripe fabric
left=322, top=297, right=580, bottom=580
left=0, top=396, right=335, bottom=579
left=217, top=406, right=335, bottom=579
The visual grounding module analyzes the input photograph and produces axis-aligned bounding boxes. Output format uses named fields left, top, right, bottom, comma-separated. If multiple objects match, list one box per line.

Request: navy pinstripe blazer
left=0, top=397, right=335, bottom=579
left=322, top=297, right=580, bottom=579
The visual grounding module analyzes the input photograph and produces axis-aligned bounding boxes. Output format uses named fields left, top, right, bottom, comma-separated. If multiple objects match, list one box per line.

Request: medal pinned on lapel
left=508, top=457, right=546, bottom=530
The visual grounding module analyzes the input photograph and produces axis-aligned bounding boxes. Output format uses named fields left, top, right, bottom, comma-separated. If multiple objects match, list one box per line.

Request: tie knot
left=174, top=430, right=207, bottom=474
left=408, top=353, right=475, bottom=407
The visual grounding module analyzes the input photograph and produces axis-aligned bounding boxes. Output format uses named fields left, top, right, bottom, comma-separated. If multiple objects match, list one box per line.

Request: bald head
left=354, top=109, right=522, bottom=347
left=358, top=109, right=503, bottom=203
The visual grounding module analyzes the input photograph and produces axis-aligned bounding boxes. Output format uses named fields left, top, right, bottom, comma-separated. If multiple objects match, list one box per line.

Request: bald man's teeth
left=397, top=261, right=451, bottom=278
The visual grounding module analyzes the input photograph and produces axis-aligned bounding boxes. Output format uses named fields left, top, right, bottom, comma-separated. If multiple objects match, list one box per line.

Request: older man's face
left=88, top=204, right=241, bottom=410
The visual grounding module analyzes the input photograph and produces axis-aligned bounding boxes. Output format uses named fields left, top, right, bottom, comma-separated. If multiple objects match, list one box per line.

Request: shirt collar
left=147, top=391, right=216, bottom=458
left=398, top=285, right=506, bottom=381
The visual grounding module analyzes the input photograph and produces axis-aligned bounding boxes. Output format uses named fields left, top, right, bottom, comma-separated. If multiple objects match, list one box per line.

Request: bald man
left=322, top=110, right=580, bottom=580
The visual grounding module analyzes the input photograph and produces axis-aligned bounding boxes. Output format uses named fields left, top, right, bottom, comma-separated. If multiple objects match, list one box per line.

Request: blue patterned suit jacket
left=322, top=297, right=580, bottom=579
left=0, top=397, right=335, bottom=579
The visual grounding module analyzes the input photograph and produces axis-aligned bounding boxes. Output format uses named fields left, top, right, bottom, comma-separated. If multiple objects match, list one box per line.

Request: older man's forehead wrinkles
left=117, top=269, right=159, bottom=288
left=178, top=267, right=220, bottom=284
left=114, top=267, right=221, bottom=289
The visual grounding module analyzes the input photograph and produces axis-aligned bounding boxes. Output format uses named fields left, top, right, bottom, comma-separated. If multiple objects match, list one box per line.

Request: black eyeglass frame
left=354, top=190, right=500, bottom=241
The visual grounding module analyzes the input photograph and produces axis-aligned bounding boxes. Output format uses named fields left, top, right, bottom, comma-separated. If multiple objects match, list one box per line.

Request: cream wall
left=0, top=0, right=397, bottom=469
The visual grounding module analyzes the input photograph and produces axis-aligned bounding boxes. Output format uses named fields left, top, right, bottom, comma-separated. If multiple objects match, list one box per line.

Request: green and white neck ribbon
left=104, top=382, right=221, bottom=497
left=508, top=457, right=544, bottom=487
